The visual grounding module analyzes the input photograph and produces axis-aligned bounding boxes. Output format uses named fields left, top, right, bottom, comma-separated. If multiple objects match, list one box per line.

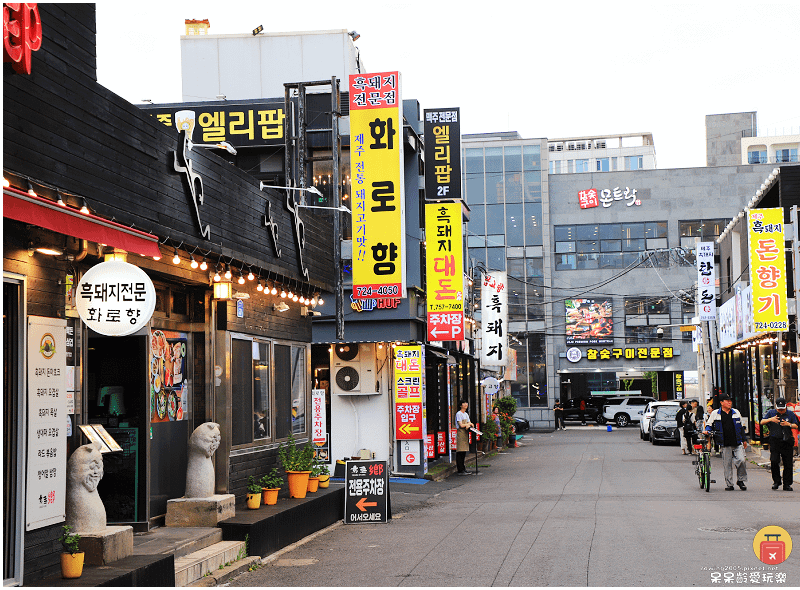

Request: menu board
left=26, top=317, right=67, bottom=531
left=150, top=330, right=188, bottom=423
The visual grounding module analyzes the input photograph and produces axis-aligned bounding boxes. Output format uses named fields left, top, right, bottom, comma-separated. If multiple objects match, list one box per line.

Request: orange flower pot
left=61, top=553, right=84, bottom=579
left=317, top=474, right=330, bottom=488
left=262, top=487, right=280, bottom=505
left=307, top=476, right=320, bottom=493
left=286, top=471, right=311, bottom=498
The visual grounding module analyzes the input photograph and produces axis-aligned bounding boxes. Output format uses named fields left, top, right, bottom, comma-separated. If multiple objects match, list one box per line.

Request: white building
left=547, top=132, right=657, bottom=174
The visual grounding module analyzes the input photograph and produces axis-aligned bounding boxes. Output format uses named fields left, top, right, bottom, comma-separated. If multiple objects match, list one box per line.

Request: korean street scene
left=5, top=3, right=800, bottom=587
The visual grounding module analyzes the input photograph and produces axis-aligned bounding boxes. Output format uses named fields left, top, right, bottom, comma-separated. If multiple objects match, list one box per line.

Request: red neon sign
left=3, top=3, right=42, bottom=75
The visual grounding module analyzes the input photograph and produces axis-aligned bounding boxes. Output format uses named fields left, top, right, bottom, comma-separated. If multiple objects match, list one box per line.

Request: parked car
left=640, top=401, right=680, bottom=440
left=602, top=396, right=656, bottom=427
left=650, top=405, right=681, bottom=444
left=562, top=396, right=607, bottom=424
left=513, top=416, right=530, bottom=433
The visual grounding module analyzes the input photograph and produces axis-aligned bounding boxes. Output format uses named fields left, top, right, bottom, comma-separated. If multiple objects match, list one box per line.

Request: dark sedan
left=513, top=416, right=530, bottom=433
left=650, top=405, right=680, bottom=445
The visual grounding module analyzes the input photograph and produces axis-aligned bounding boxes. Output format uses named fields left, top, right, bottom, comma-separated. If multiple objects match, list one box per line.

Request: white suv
left=602, top=396, right=656, bottom=427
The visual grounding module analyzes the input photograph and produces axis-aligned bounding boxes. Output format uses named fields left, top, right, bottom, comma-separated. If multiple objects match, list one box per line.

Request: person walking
left=492, top=407, right=504, bottom=449
left=704, top=393, right=748, bottom=491
left=579, top=398, right=587, bottom=426
left=687, top=399, right=702, bottom=451
left=676, top=401, right=689, bottom=455
left=455, top=401, right=474, bottom=475
left=554, top=400, right=565, bottom=431
left=760, top=397, right=799, bottom=491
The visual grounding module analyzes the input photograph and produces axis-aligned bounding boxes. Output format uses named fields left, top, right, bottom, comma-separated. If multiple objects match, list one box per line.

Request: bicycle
left=692, top=433, right=716, bottom=492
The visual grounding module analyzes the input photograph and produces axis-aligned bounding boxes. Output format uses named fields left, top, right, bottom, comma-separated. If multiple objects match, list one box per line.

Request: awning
left=4, top=187, right=161, bottom=257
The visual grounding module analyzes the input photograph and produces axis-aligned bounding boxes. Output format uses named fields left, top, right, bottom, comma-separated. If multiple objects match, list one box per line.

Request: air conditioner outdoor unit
left=332, top=342, right=378, bottom=395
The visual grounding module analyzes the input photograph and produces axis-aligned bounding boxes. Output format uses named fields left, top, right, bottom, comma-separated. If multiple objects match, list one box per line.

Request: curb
left=187, top=555, right=261, bottom=587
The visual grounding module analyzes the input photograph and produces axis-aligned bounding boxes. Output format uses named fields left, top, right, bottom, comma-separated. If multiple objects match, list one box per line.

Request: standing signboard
left=27, top=316, right=67, bottom=530
left=696, top=242, right=716, bottom=322
left=423, top=108, right=461, bottom=200
left=425, top=202, right=464, bottom=341
left=349, top=71, right=406, bottom=300
left=480, top=272, right=508, bottom=367
left=394, top=345, right=424, bottom=440
left=748, top=208, right=788, bottom=332
left=344, top=460, right=389, bottom=523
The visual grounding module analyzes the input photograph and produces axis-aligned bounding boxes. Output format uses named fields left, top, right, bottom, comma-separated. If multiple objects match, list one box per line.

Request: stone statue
left=185, top=422, right=221, bottom=498
left=65, top=442, right=106, bottom=533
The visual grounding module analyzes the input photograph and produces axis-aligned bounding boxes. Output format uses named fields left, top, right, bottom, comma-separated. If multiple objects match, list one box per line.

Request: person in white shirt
left=455, top=401, right=474, bottom=475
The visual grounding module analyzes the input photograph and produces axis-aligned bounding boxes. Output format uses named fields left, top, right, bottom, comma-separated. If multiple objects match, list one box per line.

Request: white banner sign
left=27, top=316, right=68, bottom=531
left=480, top=272, right=508, bottom=367
left=697, top=242, right=716, bottom=322
left=311, top=388, right=327, bottom=446
left=76, top=260, right=156, bottom=336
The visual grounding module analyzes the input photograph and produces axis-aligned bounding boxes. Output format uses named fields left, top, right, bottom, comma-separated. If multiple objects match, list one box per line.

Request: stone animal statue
left=185, top=422, right=221, bottom=498
left=65, top=442, right=106, bottom=533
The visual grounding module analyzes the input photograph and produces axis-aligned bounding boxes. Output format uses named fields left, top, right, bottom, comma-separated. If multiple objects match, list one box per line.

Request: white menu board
left=26, top=316, right=68, bottom=530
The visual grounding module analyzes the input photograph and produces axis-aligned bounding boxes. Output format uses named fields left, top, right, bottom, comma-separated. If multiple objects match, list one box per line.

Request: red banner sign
left=426, top=433, right=435, bottom=458
left=426, top=310, right=464, bottom=341
left=437, top=431, right=446, bottom=455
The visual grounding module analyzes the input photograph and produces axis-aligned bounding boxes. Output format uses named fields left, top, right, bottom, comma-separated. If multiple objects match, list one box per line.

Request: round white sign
left=566, top=347, right=582, bottom=363
left=482, top=376, right=501, bottom=395
left=76, top=260, right=156, bottom=336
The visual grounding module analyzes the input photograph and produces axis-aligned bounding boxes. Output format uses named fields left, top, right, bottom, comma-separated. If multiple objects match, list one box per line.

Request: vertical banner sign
left=696, top=242, right=716, bottom=322
left=423, top=108, right=461, bottom=200
left=748, top=208, right=788, bottom=332
left=27, top=317, right=68, bottom=530
left=394, top=345, right=424, bottom=440
left=674, top=371, right=684, bottom=399
left=425, top=203, right=464, bottom=341
left=311, top=388, right=327, bottom=446
left=481, top=272, right=508, bottom=367
left=426, top=433, right=435, bottom=458
left=344, top=460, right=389, bottom=523
left=350, top=72, right=406, bottom=299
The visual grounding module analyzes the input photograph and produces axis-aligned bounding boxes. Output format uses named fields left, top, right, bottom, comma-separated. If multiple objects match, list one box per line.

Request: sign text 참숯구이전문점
left=481, top=272, right=508, bottom=367
left=697, top=242, right=716, bottom=322
left=748, top=208, right=788, bottom=332
left=425, top=202, right=464, bottom=341
left=350, top=72, right=406, bottom=300
left=581, top=346, right=675, bottom=361
left=344, top=460, right=389, bottom=524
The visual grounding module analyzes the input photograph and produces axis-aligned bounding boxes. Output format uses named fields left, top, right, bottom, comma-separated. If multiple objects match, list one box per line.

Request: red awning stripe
left=3, top=187, right=162, bottom=258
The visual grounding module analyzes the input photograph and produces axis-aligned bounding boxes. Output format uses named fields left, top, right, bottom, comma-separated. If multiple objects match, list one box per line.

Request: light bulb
left=190, top=255, right=198, bottom=269
left=200, top=257, right=208, bottom=271
left=153, top=252, right=161, bottom=261
left=173, top=249, right=180, bottom=264
left=292, top=294, right=299, bottom=302
left=318, top=297, right=324, bottom=306
left=247, top=271, right=255, bottom=281
left=287, top=290, right=294, bottom=299
left=238, top=273, right=245, bottom=285
left=271, top=285, right=278, bottom=295
left=213, top=270, right=221, bottom=282
left=257, top=282, right=263, bottom=291
left=280, top=289, right=287, bottom=298
left=224, top=266, right=232, bottom=280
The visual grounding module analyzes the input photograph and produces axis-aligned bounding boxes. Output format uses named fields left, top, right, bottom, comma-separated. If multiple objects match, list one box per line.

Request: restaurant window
left=231, top=337, right=307, bottom=446
left=625, top=296, right=670, bottom=343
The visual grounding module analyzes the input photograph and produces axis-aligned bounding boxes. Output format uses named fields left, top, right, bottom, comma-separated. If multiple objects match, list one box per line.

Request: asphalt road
left=227, top=426, right=800, bottom=587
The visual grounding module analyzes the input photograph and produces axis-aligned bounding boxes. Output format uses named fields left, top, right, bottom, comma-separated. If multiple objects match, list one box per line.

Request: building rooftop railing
left=742, top=126, right=800, bottom=138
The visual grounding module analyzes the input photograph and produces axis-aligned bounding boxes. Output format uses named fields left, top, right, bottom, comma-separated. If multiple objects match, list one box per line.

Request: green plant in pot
left=314, top=459, right=331, bottom=488
left=246, top=476, right=263, bottom=509
left=260, top=468, right=283, bottom=505
left=59, top=525, right=84, bottom=579
left=279, top=433, right=315, bottom=498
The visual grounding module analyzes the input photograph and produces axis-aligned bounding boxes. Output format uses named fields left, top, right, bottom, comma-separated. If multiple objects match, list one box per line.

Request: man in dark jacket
left=704, top=393, right=748, bottom=491
left=676, top=401, right=689, bottom=455
left=760, top=398, right=799, bottom=491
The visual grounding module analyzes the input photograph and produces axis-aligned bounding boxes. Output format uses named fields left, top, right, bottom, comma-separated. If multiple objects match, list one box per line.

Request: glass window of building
left=775, top=148, right=798, bottom=163
left=486, top=204, right=505, bottom=234
left=484, top=147, right=503, bottom=204
left=576, top=159, right=590, bottom=173
left=506, top=204, right=524, bottom=246
left=747, top=148, right=767, bottom=164
left=556, top=253, right=576, bottom=270
left=487, top=247, right=506, bottom=271
left=507, top=276, right=526, bottom=321
left=523, top=144, right=541, bottom=171
left=523, top=170, right=541, bottom=202
left=555, top=222, right=665, bottom=270
left=469, top=205, right=486, bottom=238
left=549, top=160, right=558, bottom=174
left=525, top=202, right=543, bottom=246
left=679, top=219, right=725, bottom=259
left=464, top=148, right=485, bottom=205
left=596, top=158, right=610, bottom=172
left=626, top=155, right=643, bottom=170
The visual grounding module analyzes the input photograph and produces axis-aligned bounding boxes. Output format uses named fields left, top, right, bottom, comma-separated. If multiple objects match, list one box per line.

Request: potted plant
left=278, top=433, right=315, bottom=498
left=59, top=525, right=84, bottom=579
left=260, top=468, right=282, bottom=505
left=316, top=461, right=331, bottom=488
left=246, top=476, right=262, bottom=509
left=481, top=417, right=498, bottom=452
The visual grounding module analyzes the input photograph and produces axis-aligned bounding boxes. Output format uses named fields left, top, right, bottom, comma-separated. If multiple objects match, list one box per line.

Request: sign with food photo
left=565, top=299, right=613, bottom=345
left=150, top=329, right=188, bottom=423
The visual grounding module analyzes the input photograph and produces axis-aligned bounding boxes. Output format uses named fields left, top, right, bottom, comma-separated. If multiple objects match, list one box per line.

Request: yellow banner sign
left=349, top=72, right=406, bottom=299
left=748, top=208, right=788, bottom=332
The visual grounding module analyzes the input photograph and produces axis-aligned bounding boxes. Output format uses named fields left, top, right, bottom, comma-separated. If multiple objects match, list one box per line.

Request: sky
left=95, top=1, right=800, bottom=170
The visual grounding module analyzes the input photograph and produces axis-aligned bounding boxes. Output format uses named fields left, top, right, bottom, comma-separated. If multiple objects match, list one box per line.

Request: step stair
left=175, top=540, right=248, bottom=587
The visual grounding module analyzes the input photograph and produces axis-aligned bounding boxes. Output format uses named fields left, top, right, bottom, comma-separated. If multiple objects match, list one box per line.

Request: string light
left=247, top=269, right=255, bottom=281
left=280, top=288, right=287, bottom=299
left=224, top=264, right=232, bottom=280
left=213, top=264, right=221, bottom=282
left=190, top=254, right=199, bottom=269
left=173, top=248, right=180, bottom=264
left=79, top=197, right=90, bottom=214
left=271, top=283, right=278, bottom=295
left=200, top=256, right=208, bottom=271
left=238, top=269, right=245, bottom=285
left=257, top=281, right=264, bottom=292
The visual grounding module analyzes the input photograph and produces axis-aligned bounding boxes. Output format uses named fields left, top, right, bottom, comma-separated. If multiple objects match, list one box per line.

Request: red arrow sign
left=355, top=497, right=378, bottom=512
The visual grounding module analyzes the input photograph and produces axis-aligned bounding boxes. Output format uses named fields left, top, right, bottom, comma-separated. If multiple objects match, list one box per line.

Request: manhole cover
left=699, top=527, right=757, bottom=533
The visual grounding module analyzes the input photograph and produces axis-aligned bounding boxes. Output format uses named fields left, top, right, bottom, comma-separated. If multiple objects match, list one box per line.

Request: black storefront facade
left=3, top=5, right=334, bottom=584
left=716, top=165, right=800, bottom=442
